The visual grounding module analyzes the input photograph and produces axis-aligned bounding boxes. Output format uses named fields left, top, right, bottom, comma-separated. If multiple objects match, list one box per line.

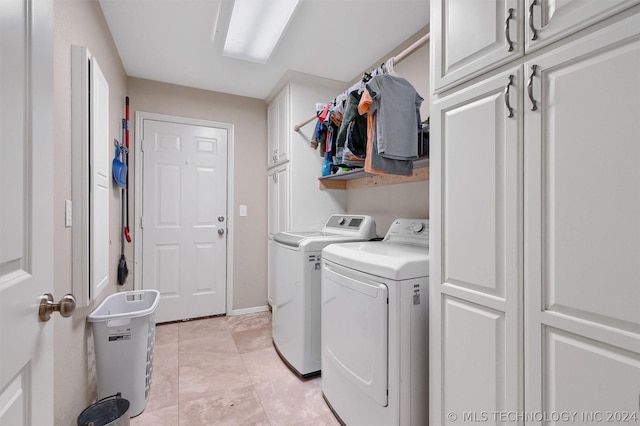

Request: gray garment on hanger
left=370, top=111, right=414, bottom=176
left=366, top=75, right=423, bottom=160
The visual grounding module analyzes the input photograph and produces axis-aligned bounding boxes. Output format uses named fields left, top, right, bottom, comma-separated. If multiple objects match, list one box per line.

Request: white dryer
left=272, top=215, right=377, bottom=377
left=321, top=218, right=429, bottom=426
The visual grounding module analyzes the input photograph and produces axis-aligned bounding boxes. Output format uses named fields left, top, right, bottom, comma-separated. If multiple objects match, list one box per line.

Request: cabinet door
left=275, top=86, right=290, bottom=164
left=267, top=170, right=277, bottom=236
left=267, top=165, right=290, bottom=236
left=267, top=238, right=274, bottom=306
left=525, top=0, right=640, bottom=52
left=267, top=101, right=278, bottom=166
left=525, top=13, right=640, bottom=416
left=267, top=86, right=290, bottom=167
left=431, top=0, right=523, bottom=93
left=430, top=67, right=523, bottom=425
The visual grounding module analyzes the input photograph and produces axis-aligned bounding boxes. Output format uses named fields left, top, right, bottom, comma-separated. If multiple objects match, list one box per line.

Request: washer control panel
left=384, top=218, right=429, bottom=246
left=323, top=215, right=377, bottom=238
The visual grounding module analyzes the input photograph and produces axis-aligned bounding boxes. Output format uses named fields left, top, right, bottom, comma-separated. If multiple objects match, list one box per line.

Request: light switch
left=65, top=200, right=72, bottom=227
left=239, top=205, right=247, bottom=217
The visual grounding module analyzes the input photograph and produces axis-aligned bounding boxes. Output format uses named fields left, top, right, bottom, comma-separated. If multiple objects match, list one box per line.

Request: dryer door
left=322, top=260, right=388, bottom=406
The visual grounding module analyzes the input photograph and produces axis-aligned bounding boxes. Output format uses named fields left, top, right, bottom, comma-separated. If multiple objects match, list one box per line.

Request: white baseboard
left=230, top=305, right=270, bottom=316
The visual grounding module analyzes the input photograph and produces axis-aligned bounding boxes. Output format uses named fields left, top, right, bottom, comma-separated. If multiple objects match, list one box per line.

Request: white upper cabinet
left=432, top=0, right=640, bottom=93
left=266, top=77, right=346, bottom=233
left=431, top=0, right=523, bottom=93
left=525, top=0, right=640, bottom=52
left=267, top=85, right=290, bottom=167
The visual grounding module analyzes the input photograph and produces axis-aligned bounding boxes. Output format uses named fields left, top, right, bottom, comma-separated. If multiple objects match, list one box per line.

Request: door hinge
left=140, top=216, right=143, bottom=229
left=140, top=139, right=144, bottom=152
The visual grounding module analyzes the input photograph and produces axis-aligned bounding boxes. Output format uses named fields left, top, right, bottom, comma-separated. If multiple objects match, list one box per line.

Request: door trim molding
left=134, top=111, right=235, bottom=315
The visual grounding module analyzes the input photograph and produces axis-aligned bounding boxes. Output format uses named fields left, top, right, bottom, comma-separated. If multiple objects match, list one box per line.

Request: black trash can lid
left=77, top=393, right=130, bottom=426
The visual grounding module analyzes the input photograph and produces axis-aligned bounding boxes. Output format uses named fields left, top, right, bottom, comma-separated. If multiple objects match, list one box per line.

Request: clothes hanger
left=385, top=57, right=399, bottom=76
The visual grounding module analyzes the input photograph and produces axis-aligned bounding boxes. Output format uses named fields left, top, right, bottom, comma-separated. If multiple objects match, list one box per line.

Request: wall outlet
left=239, top=205, right=247, bottom=217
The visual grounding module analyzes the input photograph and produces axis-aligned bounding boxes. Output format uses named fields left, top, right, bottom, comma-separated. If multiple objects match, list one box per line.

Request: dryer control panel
left=384, top=218, right=429, bottom=247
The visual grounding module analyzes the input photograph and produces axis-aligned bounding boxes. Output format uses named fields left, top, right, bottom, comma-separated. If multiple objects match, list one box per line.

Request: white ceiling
left=99, top=0, right=429, bottom=100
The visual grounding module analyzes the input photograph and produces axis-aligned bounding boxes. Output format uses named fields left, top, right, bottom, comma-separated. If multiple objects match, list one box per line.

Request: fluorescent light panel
left=223, top=0, right=300, bottom=63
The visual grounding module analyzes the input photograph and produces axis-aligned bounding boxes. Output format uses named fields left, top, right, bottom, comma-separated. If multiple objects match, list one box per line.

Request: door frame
left=134, top=111, right=235, bottom=315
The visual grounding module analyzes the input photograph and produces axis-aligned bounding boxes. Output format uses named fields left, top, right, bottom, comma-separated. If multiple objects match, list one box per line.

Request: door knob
left=39, top=293, right=76, bottom=322
left=218, top=216, right=225, bottom=222
left=218, top=228, right=225, bottom=236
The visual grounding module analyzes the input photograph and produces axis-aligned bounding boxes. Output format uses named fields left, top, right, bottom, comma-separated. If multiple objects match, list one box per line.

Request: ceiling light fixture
left=223, top=0, right=301, bottom=64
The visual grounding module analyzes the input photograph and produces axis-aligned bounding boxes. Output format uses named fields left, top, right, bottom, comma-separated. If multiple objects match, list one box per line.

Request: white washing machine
left=272, top=214, right=377, bottom=377
left=321, top=218, right=429, bottom=426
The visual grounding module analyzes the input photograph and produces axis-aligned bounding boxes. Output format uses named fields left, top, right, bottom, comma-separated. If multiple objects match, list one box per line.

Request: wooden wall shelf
left=319, top=157, right=429, bottom=190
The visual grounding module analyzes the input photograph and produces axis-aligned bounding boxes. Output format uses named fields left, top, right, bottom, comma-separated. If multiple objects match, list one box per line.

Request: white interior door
left=0, top=0, right=54, bottom=424
left=141, top=117, right=228, bottom=323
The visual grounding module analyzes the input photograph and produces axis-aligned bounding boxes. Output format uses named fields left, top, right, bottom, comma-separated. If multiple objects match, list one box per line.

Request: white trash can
left=88, top=290, right=160, bottom=417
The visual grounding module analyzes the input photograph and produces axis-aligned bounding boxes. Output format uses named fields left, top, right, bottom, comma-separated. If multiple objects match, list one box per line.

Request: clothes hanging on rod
left=303, top=32, right=429, bottom=176
left=311, top=72, right=424, bottom=175
left=366, top=74, right=423, bottom=160
left=358, top=85, right=416, bottom=176
left=293, top=32, right=429, bottom=132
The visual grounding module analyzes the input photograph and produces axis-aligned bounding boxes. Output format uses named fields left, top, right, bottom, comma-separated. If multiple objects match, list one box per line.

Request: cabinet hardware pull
left=505, top=8, right=514, bottom=52
left=505, top=74, right=514, bottom=118
left=529, top=0, right=539, bottom=40
left=528, top=65, right=538, bottom=111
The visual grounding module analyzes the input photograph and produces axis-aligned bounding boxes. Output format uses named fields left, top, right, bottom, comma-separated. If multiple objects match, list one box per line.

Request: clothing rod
left=294, top=32, right=430, bottom=132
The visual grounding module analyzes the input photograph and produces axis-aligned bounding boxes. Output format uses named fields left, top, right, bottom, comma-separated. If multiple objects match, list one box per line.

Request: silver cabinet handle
left=505, top=8, right=514, bottom=52
left=528, top=65, right=538, bottom=111
left=529, top=0, right=539, bottom=41
left=505, top=74, right=514, bottom=118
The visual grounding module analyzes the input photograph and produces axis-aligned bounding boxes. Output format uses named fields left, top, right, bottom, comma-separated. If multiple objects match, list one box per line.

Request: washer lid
left=275, top=233, right=373, bottom=251
left=322, top=241, right=429, bottom=280
left=274, top=215, right=377, bottom=249
left=274, top=231, right=335, bottom=247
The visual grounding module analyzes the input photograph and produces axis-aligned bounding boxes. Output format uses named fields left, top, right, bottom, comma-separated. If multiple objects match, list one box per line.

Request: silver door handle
left=528, top=65, right=538, bottom=111
left=505, top=8, right=514, bottom=52
left=529, top=0, right=539, bottom=41
left=39, top=293, right=76, bottom=322
left=218, top=229, right=225, bottom=236
left=505, top=74, right=514, bottom=118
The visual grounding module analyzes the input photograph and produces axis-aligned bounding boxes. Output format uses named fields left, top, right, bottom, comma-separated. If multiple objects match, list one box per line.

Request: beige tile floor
left=130, top=311, right=341, bottom=426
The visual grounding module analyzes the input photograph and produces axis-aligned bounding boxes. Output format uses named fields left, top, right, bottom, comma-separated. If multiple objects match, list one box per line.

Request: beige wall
left=346, top=35, right=430, bottom=235
left=126, top=78, right=268, bottom=312
left=53, top=0, right=128, bottom=423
